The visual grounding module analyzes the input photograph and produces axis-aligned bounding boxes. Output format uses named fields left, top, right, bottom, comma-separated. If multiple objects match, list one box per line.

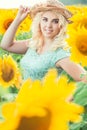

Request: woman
left=0, top=0, right=87, bottom=81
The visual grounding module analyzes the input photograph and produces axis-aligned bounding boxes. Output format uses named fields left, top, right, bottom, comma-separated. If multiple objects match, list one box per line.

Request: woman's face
left=40, top=11, right=62, bottom=39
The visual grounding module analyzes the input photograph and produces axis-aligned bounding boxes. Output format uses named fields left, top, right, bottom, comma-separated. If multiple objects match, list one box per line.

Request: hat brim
left=30, top=5, right=73, bottom=23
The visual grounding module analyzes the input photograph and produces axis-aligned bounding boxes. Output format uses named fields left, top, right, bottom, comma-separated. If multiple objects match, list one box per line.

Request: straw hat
left=30, top=0, right=72, bottom=23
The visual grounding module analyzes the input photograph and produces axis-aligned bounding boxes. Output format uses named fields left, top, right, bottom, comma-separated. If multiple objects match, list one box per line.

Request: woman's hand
left=16, top=5, right=30, bottom=23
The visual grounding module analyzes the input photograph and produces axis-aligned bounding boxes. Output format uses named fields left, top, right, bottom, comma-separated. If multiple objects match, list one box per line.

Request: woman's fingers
left=19, top=5, right=30, bottom=13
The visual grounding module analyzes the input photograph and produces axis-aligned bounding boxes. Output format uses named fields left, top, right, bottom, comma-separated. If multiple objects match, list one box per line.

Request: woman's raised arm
left=0, top=6, right=30, bottom=54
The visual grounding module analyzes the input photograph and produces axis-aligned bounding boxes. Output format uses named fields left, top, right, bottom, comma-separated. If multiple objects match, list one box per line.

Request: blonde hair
left=29, top=10, right=68, bottom=51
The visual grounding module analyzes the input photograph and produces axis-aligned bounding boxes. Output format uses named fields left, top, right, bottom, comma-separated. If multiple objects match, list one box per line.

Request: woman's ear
left=60, top=25, right=62, bottom=29
left=58, top=25, right=62, bottom=33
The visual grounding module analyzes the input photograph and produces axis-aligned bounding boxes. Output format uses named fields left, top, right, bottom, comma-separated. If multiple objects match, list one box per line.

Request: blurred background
left=0, top=0, right=87, bottom=8
left=59, top=0, right=87, bottom=5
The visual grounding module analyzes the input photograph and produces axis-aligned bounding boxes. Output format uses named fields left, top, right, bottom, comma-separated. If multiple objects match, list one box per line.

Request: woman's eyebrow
left=52, top=18, right=59, bottom=21
left=42, top=17, right=59, bottom=20
left=42, top=17, right=48, bottom=19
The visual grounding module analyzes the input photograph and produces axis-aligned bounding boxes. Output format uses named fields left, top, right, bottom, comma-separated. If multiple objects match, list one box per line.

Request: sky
left=0, top=0, right=46, bottom=8
left=0, top=0, right=86, bottom=8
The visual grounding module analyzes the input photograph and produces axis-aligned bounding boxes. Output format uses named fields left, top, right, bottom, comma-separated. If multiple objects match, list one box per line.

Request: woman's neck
left=36, top=37, right=54, bottom=54
left=43, top=38, right=53, bottom=46
left=38, top=38, right=53, bottom=54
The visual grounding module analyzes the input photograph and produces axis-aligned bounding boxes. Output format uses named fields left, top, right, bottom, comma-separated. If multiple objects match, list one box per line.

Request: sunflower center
left=76, top=41, right=87, bottom=55
left=2, top=68, right=14, bottom=82
left=3, top=19, right=13, bottom=30
left=84, top=23, right=87, bottom=29
left=16, top=109, right=51, bottom=130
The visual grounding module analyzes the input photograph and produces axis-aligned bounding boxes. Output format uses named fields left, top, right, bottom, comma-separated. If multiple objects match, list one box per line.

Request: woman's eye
left=42, top=18, right=48, bottom=22
left=53, top=20, right=59, bottom=24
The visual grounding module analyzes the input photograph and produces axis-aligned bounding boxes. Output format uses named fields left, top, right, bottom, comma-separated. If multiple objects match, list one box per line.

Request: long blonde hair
left=29, top=10, right=68, bottom=51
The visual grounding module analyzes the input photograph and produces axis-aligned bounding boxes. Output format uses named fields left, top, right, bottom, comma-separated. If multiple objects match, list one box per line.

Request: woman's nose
left=46, top=21, right=52, bottom=28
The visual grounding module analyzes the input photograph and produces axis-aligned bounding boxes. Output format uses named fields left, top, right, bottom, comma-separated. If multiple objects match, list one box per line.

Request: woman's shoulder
left=52, top=47, right=70, bottom=63
left=55, top=47, right=70, bottom=55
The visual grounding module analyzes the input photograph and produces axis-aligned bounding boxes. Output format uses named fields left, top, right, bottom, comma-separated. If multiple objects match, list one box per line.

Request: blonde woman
left=0, top=0, right=87, bottom=82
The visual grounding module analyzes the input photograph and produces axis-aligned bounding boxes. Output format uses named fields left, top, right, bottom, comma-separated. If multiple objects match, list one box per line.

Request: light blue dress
left=20, top=47, right=70, bottom=80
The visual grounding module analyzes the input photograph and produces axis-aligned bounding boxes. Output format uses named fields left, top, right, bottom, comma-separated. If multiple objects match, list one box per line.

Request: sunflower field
left=0, top=5, right=87, bottom=130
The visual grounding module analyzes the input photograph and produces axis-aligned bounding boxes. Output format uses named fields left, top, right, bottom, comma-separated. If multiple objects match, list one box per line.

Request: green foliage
left=70, top=82, right=87, bottom=130
left=74, top=82, right=87, bottom=105
left=16, top=31, right=32, bottom=40
left=0, top=86, right=9, bottom=98
left=0, top=34, right=3, bottom=42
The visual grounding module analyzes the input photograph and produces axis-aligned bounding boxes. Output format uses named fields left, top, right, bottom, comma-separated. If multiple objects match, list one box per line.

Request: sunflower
left=0, top=9, right=17, bottom=34
left=66, top=26, right=87, bottom=66
left=0, top=69, right=84, bottom=130
left=18, top=15, right=32, bottom=34
left=66, top=5, right=82, bottom=14
left=0, top=9, right=32, bottom=35
left=0, top=55, right=22, bottom=88
left=67, top=11, right=87, bottom=32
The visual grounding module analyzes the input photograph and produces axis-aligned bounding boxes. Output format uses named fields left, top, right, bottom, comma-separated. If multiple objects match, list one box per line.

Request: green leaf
left=73, top=82, right=87, bottom=105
